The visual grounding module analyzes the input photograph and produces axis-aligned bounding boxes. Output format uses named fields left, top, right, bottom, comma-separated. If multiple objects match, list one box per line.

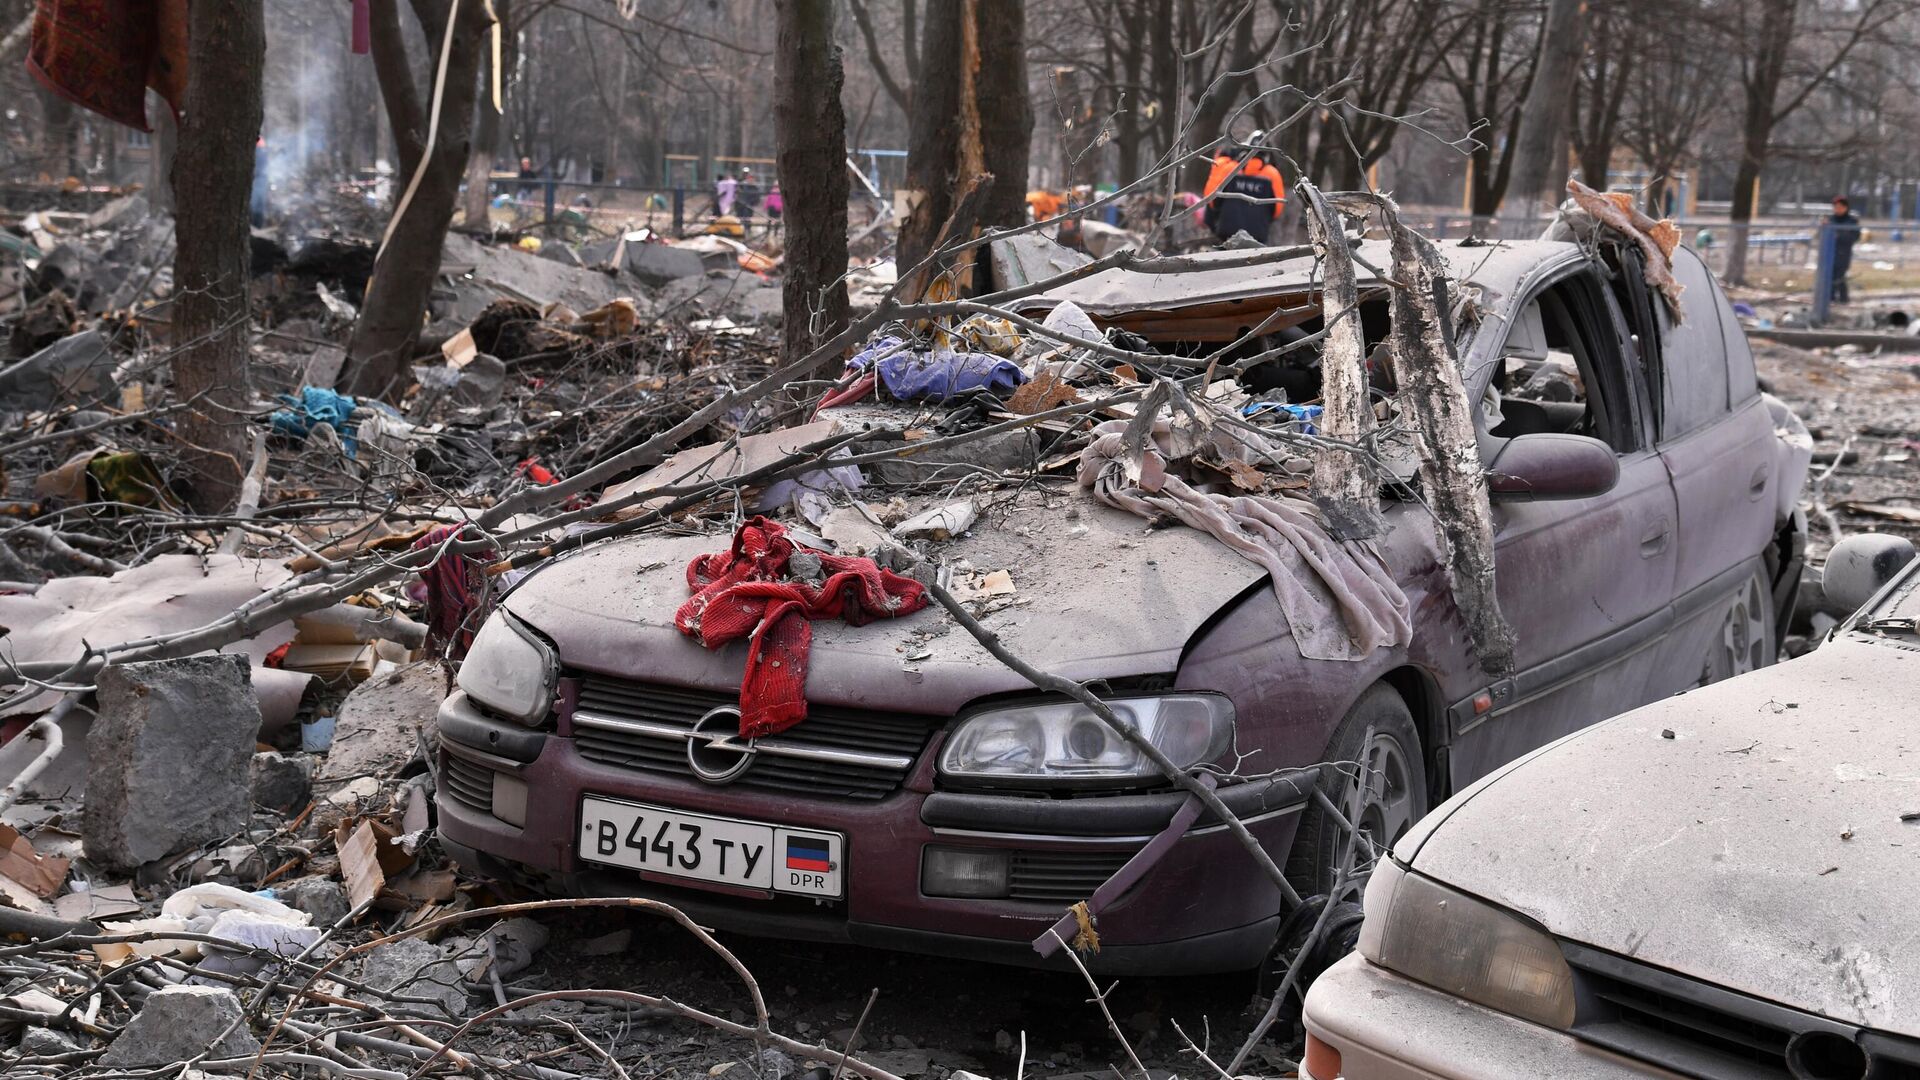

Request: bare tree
left=172, top=0, right=266, bottom=511
left=774, top=0, right=850, bottom=368
left=897, top=0, right=1033, bottom=276
left=461, top=0, right=515, bottom=227
left=845, top=0, right=917, bottom=114
left=1569, top=0, right=1636, bottom=190
left=340, top=0, right=491, bottom=398
left=1277, top=0, right=1463, bottom=191
left=1506, top=0, right=1586, bottom=227
left=1716, top=0, right=1916, bottom=284
left=1441, top=0, right=1540, bottom=222
left=1619, top=0, right=1724, bottom=214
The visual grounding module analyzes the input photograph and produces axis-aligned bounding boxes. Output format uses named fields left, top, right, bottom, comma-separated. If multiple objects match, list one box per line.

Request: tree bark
left=973, top=0, right=1033, bottom=235
left=1505, top=0, right=1585, bottom=229
left=341, top=0, right=488, bottom=399
left=1299, top=184, right=1381, bottom=540
left=896, top=1, right=962, bottom=272
left=774, top=0, right=851, bottom=370
left=460, top=0, right=509, bottom=228
left=171, top=0, right=266, bottom=512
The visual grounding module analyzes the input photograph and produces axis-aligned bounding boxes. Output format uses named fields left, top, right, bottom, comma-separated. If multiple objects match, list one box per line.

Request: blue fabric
left=271, top=386, right=362, bottom=455
left=849, top=336, right=1028, bottom=403
left=1244, top=401, right=1323, bottom=434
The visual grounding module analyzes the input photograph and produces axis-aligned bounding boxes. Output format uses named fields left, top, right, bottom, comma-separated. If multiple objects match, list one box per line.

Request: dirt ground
left=457, top=906, right=1283, bottom=1079
left=1753, top=334, right=1920, bottom=561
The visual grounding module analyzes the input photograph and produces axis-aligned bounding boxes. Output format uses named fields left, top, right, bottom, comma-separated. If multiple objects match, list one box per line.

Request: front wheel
left=1283, top=683, right=1428, bottom=902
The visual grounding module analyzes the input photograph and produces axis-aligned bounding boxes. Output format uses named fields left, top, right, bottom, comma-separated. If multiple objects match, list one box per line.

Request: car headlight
left=938, top=695, right=1232, bottom=785
left=456, top=611, right=558, bottom=726
left=1358, top=859, right=1575, bottom=1029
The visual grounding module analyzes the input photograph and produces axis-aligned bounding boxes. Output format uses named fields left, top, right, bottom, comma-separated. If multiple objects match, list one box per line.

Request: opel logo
left=687, top=706, right=757, bottom=785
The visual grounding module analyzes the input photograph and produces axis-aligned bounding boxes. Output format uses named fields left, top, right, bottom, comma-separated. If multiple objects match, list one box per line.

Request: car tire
left=1284, top=682, right=1428, bottom=901
left=1702, top=569, right=1776, bottom=685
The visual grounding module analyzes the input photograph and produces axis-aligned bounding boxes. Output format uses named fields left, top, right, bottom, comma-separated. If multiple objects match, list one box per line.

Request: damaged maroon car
left=436, top=231, right=1810, bottom=975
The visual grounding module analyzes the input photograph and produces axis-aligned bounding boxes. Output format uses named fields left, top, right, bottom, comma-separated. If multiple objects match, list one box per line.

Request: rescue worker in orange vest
left=1202, top=132, right=1286, bottom=244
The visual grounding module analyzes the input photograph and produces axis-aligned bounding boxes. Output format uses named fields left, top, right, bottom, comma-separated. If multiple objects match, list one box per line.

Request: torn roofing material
left=1002, top=238, right=1574, bottom=323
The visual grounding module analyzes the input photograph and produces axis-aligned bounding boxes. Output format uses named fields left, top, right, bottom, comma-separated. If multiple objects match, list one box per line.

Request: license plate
left=577, top=797, right=844, bottom=899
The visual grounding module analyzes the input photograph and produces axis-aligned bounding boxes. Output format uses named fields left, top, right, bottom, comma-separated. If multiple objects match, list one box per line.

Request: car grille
left=567, top=676, right=942, bottom=801
left=441, top=752, right=494, bottom=813
left=1566, top=945, right=1920, bottom=1079
left=1008, top=849, right=1135, bottom=903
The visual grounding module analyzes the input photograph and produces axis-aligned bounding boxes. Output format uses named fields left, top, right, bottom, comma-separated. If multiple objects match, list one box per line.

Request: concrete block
left=250, top=751, right=314, bottom=814
left=98, top=985, right=259, bottom=1066
left=84, top=655, right=260, bottom=872
left=279, top=876, right=351, bottom=928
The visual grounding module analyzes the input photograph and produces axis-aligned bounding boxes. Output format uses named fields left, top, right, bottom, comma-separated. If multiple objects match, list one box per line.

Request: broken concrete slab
left=0, top=329, right=116, bottom=411
left=20, top=1025, right=85, bottom=1056
left=279, top=876, right=351, bottom=928
left=250, top=751, right=314, bottom=813
left=358, top=937, right=468, bottom=1017
left=84, top=654, right=260, bottom=873
left=318, top=660, right=448, bottom=785
left=98, top=984, right=259, bottom=1066
left=622, top=242, right=706, bottom=288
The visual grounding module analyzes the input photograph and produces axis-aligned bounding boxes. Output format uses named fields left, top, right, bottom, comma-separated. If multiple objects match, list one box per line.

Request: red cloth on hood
left=676, top=517, right=927, bottom=738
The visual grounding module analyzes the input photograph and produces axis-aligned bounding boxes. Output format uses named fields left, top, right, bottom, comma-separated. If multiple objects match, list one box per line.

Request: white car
left=1302, top=541, right=1920, bottom=1079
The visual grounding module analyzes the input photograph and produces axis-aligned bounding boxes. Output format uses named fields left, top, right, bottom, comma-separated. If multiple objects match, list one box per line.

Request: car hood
left=1405, top=632, right=1920, bottom=1035
left=503, top=489, right=1269, bottom=715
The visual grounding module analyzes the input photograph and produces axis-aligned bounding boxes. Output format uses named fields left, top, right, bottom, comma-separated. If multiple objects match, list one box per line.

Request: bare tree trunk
left=973, top=0, right=1032, bottom=233
left=897, top=0, right=1030, bottom=278
left=1726, top=156, right=1761, bottom=287
left=172, top=0, right=265, bottom=512
left=1300, top=184, right=1381, bottom=540
left=897, top=2, right=962, bottom=272
left=1505, top=0, right=1584, bottom=230
left=462, top=90, right=501, bottom=227
left=341, top=0, right=488, bottom=399
left=774, top=0, right=851, bottom=370
left=1372, top=197, right=1515, bottom=675
left=149, top=105, right=178, bottom=214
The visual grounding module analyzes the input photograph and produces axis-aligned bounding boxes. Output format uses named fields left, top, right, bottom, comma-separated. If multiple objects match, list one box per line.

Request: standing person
left=515, top=156, right=537, bottom=202
left=737, top=167, right=762, bottom=227
left=1202, top=132, right=1286, bottom=244
left=715, top=171, right=738, bottom=218
left=765, top=181, right=784, bottom=221
left=1828, top=195, right=1861, bottom=304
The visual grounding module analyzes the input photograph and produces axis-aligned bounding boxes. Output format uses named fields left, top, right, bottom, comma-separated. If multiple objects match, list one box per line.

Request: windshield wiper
left=1862, top=616, right=1919, bottom=636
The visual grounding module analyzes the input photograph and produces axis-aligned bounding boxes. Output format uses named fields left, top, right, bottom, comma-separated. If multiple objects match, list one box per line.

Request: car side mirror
left=1486, top=433, right=1619, bottom=501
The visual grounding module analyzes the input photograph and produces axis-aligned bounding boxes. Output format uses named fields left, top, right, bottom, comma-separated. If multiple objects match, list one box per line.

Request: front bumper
left=1303, top=953, right=1686, bottom=1080
left=435, top=690, right=1311, bottom=975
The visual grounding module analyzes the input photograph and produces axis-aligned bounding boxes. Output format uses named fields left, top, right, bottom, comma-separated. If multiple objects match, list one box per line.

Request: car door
left=1445, top=264, right=1680, bottom=787
left=1641, top=248, right=1778, bottom=689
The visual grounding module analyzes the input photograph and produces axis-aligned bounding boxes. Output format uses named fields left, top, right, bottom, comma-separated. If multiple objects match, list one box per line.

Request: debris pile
left=0, top=176, right=1829, bottom=1076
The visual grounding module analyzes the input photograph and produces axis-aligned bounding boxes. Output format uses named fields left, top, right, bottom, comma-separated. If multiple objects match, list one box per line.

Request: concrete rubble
left=83, top=655, right=260, bottom=873
left=97, top=985, right=260, bottom=1066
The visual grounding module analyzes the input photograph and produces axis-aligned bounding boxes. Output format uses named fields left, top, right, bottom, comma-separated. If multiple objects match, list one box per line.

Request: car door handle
left=1749, top=464, right=1769, bottom=500
left=1640, top=520, right=1671, bottom=557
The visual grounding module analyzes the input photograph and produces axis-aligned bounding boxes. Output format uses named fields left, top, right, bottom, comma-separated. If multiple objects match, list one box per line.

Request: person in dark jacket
left=1829, top=195, right=1861, bottom=304
left=1202, top=135, right=1286, bottom=244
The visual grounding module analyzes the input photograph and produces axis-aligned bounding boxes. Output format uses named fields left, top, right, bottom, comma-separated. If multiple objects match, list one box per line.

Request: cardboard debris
left=0, top=824, right=69, bottom=898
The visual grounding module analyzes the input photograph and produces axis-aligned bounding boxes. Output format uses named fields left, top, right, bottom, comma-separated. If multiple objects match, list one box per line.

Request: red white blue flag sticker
left=785, top=835, right=832, bottom=873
